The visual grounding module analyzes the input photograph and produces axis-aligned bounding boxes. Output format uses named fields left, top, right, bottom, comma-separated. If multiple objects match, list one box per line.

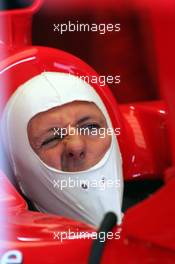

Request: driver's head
left=28, top=101, right=111, bottom=172
left=1, top=72, right=123, bottom=226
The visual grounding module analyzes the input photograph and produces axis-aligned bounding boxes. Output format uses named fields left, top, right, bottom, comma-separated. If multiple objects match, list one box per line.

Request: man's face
left=28, top=101, right=111, bottom=172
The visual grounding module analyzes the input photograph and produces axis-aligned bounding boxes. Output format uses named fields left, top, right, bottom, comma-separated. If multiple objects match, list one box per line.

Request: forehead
left=28, top=101, right=106, bottom=132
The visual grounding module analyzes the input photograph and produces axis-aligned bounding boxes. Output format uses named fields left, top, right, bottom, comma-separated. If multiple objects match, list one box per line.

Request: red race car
left=0, top=0, right=175, bottom=263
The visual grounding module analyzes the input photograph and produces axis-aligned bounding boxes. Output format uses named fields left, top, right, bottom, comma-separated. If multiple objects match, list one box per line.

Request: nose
left=65, top=135, right=86, bottom=160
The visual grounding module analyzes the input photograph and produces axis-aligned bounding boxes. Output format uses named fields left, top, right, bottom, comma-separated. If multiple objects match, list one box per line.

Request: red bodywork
left=0, top=0, right=175, bottom=263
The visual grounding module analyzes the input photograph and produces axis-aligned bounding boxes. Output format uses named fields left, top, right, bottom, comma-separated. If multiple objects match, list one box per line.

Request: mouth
left=61, top=164, right=88, bottom=172
left=61, top=158, right=94, bottom=172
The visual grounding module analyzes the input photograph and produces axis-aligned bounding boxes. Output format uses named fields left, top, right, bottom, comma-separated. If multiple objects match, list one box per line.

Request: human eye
left=41, top=133, right=65, bottom=147
left=77, top=122, right=101, bottom=136
left=87, top=123, right=100, bottom=129
left=81, top=123, right=100, bottom=130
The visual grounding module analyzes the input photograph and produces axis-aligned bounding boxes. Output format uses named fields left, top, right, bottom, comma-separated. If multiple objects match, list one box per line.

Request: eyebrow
left=77, top=116, right=92, bottom=125
left=49, top=115, right=102, bottom=131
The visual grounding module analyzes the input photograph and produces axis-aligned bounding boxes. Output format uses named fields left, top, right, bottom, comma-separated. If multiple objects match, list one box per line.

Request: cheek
left=87, top=135, right=111, bottom=159
left=38, top=146, right=63, bottom=170
left=98, top=135, right=111, bottom=155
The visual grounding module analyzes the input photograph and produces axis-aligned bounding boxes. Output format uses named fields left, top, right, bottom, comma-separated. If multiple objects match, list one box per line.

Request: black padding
left=89, top=212, right=117, bottom=264
left=0, top=0, right=34, bottom=10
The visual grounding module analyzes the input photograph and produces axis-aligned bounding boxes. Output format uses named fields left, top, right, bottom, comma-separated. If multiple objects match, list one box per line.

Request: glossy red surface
left=0, top=0, right=175, bottom=263
left=0, top=172, right=93, bottom=263
left=148, top=3, right=175, bottom=167
left=120, top=100, right=170, bottom=180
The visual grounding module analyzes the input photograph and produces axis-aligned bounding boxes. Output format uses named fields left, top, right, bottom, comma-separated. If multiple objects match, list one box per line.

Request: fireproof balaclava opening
left=1, top=72, right=123, bottom=227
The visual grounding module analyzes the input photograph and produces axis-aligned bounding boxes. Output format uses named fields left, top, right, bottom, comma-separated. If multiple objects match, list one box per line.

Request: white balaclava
left=1, top=72, right=123, bottom=227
